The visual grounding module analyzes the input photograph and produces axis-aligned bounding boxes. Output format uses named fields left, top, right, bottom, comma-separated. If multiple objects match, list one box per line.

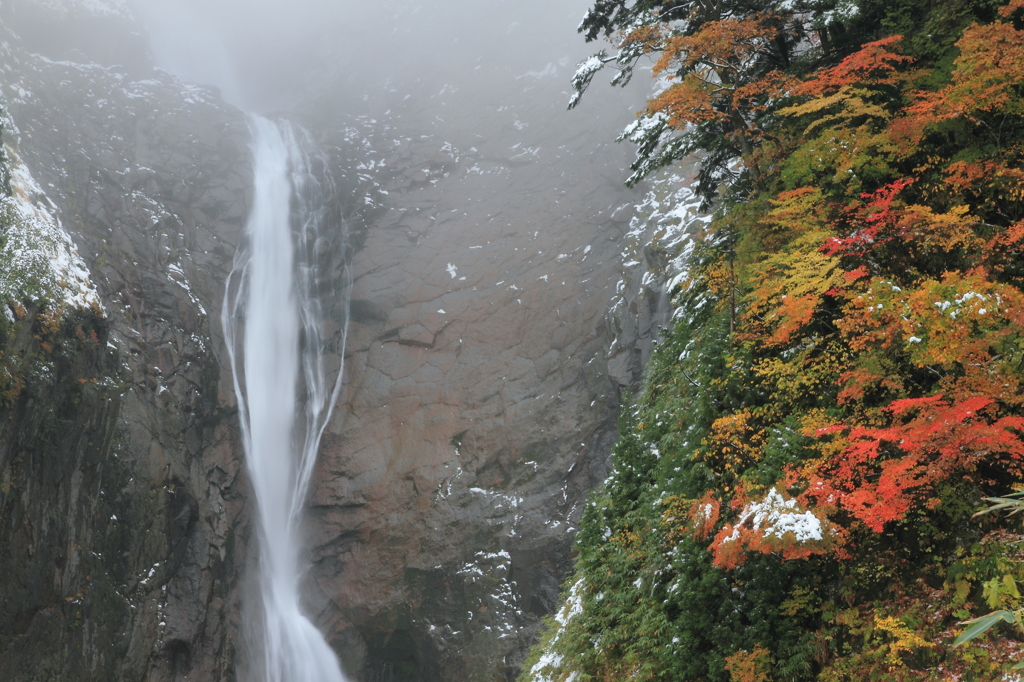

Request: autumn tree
left=570, top=1, right=868, bottom=204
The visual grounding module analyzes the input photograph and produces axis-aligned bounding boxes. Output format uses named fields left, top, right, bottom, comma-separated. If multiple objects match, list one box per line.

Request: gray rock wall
left=0, top=303, right=125, bottom=682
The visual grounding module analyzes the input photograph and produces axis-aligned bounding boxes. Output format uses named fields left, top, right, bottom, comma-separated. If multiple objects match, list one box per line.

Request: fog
left=129, top=0, right=617, bottom=114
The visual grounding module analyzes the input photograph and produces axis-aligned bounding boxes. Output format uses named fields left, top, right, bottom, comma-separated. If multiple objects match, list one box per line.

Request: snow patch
left=31, top=0, right=131, bottom=19
left=721, top=488, right=824, bottom=545
left=518, top=62, right=558, bottom=80
left=0, top=144, right=103, bottom=313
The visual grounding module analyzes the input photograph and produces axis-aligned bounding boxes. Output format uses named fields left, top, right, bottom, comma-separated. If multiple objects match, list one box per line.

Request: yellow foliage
left=724, top=644, right=773, bottom=682
left=746, top=237, right=844, bottom=346
left=766, top=186, right=827, bottom=233
left=702, top=259, right=735, bottom=305
left=698, top=409, right=764, bottom=472
left=739, top=186, right=849, bottom=346
left=780, top=85, right=895, bottom=134
left=779, top=586, right=817, bottom=617
left=753, top=339, right=851, bottom=417
left=983, top=574, right=1022, bottom=610
left=897, top=203, right=982, bottom=253
left=873, top=615, right=934, bottom=666
left=660, top=495, right=693, bottom=544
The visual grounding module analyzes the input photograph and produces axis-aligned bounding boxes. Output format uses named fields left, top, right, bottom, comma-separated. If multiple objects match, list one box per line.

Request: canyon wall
left=0, top=1, right=688, bottom=679
left=1, top=4, right=252, bottom=677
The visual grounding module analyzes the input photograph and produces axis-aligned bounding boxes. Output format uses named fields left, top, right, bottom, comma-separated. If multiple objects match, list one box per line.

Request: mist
left=129, top=0, right=623, bottom=114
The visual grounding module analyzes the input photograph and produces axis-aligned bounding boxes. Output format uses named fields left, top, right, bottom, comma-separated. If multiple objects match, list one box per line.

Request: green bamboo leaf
left=953, top=611, right=1015, bottom=646
left=974, top=497, right=1024, bottom=517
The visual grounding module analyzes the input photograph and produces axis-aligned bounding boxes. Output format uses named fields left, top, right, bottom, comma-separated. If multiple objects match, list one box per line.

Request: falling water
left=222, top=115, right=351, bottom=682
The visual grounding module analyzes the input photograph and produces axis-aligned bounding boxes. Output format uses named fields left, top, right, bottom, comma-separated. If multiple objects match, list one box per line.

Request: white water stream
left=223, top=115, right=351, bottom=682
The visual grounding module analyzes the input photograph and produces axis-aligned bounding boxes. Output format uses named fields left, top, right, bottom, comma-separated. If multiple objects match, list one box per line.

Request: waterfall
left=222, top=115, right=351, bottom=682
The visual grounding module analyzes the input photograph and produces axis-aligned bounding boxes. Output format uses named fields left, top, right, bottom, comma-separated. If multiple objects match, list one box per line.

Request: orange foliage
left=648, top=14, right=795, bottom=151
left=715, top=3, right=1024, bottom=566
left=688, top=491, right=722, bottom=541
left=891, top=12, right=1024, bottom=150
left=724, top=645, right=773, bottom=682
left=652, top=16, right=776, bottom=76
left=797, top=396, right=1024, bottom=532
left=624, top=0, right=1024, bottom=580
left=711, top=486, right=840, bottom=568
left=791, top=36, right=913, bottom=98
left=661, top=491, right=722, bottom=544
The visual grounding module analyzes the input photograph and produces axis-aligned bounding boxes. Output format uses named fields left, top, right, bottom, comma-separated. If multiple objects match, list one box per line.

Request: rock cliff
left=1, top=4, right=252, bottom=678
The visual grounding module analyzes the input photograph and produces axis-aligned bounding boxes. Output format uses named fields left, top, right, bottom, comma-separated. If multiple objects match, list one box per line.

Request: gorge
left=12, top=1, right=1018, bottom=680
left=0, top=0, right=690, bottom=680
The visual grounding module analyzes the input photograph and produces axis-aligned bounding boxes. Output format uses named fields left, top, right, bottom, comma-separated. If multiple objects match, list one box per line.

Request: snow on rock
left=603, top=165, right=709, bottom=388
left=518, top=62, right=559, bottom=81
left=27, top=0, right=130, bottom=18
left=0, top=143, right=103, bottom=313
left=524, top=577, right=584, bottom=682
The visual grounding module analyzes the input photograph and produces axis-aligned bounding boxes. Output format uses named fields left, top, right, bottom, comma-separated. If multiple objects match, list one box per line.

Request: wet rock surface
left=0, top=304, right=125, bottom=682
left=0, top=9, right=252, bottom=680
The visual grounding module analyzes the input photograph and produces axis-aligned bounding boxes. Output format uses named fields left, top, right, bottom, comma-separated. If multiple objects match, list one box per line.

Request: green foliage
left=522, top=292, right=836, bottom=681
left=860, top=0, right=1005, bottom=65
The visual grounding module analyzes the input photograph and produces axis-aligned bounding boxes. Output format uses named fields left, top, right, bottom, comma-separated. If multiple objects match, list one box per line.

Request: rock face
left=0, top=302, right=124, bottom=682
left=0, top=2, right=674, bottom=680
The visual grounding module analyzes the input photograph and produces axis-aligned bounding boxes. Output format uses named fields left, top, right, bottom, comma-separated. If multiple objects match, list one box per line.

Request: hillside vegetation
left=525, top=0, right=1024, bottom=679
